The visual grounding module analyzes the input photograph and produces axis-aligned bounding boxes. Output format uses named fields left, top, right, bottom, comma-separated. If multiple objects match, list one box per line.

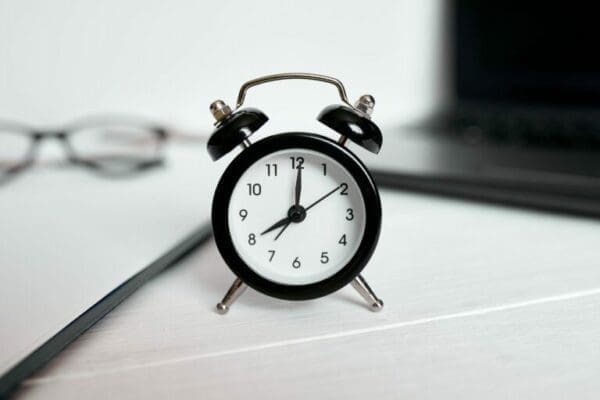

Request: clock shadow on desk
left=196, top=240, right=369, bottom=313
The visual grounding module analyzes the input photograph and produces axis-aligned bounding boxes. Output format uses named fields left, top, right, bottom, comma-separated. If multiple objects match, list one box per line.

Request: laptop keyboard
left=443, top=109, right=600, bottom=149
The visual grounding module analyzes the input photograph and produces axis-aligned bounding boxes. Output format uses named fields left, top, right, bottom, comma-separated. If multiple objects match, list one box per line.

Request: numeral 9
left=239, top=209, right=248, bottom=221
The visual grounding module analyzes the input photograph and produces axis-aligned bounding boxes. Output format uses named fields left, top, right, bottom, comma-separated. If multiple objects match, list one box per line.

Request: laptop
left=367, top=0, right=600, bottom=217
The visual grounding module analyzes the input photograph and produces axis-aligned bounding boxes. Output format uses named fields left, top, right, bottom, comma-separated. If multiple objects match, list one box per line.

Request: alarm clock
left=207, top=73, right=384, bottom=314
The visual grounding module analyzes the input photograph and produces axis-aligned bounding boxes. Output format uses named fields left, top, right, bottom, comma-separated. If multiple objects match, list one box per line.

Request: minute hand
left=305, top=185, right=342, bottom=212
left=294, top=166, right=302, bottom=206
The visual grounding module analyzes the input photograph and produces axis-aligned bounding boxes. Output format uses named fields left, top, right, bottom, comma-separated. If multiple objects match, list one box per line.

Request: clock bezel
left=212, top=132, right=381, bottom=301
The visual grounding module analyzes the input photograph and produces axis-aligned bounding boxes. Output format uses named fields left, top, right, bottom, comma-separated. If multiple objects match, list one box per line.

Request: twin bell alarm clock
left=207, top=73, right=384, bottom=314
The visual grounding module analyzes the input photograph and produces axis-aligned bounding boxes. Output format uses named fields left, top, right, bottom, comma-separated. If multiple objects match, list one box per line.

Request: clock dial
left=228, top=149, right=366, bottom=286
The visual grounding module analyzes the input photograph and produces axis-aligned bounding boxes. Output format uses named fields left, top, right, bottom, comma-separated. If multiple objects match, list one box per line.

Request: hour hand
left=261, top=216, right=291, bottom=236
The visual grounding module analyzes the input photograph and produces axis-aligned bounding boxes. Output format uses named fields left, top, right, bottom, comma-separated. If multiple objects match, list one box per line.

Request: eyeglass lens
left=0, top=130, right=31, bottom=172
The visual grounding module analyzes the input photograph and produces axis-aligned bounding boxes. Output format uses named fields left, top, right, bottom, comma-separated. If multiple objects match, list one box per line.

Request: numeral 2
left=340, top=183, right=348, bottom=195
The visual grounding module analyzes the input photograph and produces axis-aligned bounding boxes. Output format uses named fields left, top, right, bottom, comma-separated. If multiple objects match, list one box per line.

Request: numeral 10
left=247, top=183, right=261, bottom=196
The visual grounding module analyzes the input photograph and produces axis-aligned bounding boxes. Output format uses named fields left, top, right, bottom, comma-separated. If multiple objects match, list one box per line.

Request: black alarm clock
left=207, top=73, right=384, bottom=314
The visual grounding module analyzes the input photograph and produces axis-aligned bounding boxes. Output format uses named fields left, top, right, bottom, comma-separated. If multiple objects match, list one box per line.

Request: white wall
left=0, top=0, right=444, bottom=133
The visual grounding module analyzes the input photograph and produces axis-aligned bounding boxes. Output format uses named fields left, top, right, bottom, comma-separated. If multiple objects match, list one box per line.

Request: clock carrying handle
left=235, top=72, right=354, bottom=109
left=207, top=72, right=383, bottom=160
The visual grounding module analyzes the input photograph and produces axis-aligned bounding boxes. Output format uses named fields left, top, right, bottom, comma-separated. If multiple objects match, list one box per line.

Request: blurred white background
left=0, top=0, right=444, bottom=134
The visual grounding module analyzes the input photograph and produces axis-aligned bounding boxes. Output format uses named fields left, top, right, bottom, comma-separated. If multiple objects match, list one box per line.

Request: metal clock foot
left=216, top=278, right=247, bottom=314
left=351, top=274, right=384, bottom=312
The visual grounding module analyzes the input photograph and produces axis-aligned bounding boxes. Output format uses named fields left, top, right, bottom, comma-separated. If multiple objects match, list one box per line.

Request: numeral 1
left=321, top=163, right=327, bottom=176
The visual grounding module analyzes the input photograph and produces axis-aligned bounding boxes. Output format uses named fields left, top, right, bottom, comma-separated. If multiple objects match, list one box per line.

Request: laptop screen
left=453, top=1, right=600, bottom=108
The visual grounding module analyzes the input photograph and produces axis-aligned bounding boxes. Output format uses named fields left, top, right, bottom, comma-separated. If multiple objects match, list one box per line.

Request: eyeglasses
left=0, top=115, right=168, bottom=184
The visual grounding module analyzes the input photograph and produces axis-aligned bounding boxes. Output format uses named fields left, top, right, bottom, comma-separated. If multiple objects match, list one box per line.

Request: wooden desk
left=15, top=190, right=600, bottom=399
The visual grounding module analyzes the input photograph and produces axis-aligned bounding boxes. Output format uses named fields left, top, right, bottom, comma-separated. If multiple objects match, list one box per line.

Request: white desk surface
left=14, top=188, right=600, bottom=399
left=0, top=143, right=216, bottom=382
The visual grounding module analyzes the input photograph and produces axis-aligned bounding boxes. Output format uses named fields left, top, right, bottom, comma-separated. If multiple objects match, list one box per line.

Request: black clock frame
left=212, top=132, right=382, bottom=301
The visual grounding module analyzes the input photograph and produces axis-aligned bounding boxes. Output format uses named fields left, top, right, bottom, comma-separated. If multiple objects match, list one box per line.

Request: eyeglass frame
left=0, top=116, right=169, bottom=178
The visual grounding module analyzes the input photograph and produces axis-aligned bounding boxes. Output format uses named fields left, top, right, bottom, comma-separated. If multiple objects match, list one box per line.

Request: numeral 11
left=266, top=163, right=278, bottom=176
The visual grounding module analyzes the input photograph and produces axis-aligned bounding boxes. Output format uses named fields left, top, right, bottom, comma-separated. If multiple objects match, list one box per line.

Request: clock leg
left=216, top=278, right=247, bottom=314
left=351, top=274, right=384, bottom=312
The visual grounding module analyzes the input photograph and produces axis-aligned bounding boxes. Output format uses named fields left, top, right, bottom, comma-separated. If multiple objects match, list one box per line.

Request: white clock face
left=228, top=148, right=366, bottom=286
